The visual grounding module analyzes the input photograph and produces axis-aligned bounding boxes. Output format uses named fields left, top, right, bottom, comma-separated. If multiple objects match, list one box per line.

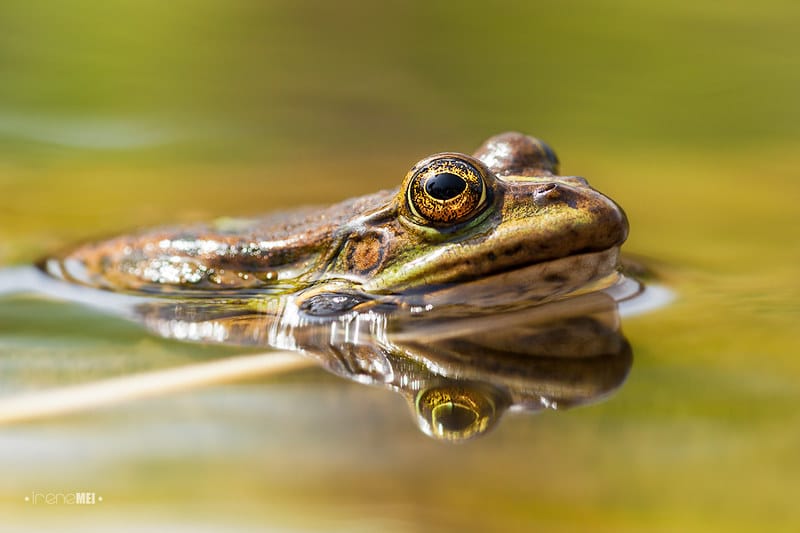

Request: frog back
left=44, top=190, right=396, bottom=293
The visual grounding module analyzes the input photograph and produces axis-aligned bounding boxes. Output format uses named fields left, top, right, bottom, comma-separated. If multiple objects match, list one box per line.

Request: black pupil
left=425, top=172, right=467, bottom=200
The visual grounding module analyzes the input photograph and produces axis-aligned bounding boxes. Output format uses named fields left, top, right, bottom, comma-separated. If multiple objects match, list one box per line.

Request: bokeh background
left=1, top=1, right=798, bottom=531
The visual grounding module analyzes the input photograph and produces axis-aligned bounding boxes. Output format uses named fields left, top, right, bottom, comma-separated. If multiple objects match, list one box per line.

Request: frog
left=42, top=132, right=629, bottom=313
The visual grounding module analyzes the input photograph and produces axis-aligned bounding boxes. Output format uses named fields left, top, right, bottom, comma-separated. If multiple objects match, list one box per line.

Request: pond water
left=1, top=1, right=798, bottom=531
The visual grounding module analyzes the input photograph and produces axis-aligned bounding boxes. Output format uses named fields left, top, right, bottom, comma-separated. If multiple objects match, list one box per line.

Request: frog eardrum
left=403, top=153, right=491, bottom=226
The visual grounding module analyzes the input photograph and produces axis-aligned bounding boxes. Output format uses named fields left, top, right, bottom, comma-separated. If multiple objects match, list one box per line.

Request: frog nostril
left=534, top=183, right=559, bottom=199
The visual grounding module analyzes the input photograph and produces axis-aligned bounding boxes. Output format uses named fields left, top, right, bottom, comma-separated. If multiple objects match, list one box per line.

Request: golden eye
left=405, top=154, right=490, bottom=226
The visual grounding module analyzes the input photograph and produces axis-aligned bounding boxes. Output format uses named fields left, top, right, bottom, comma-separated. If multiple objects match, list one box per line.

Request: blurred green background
left=1, top=1, right=798, bottom=531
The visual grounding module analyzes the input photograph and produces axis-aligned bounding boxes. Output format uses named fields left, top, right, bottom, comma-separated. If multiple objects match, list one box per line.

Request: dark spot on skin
left=487, top=251, right=497, bottom=261
left=544, top=273, right=567, bottom=283
left=503, top=244, right=523, bottom=257
left=345, top=232, right=386, bottom=275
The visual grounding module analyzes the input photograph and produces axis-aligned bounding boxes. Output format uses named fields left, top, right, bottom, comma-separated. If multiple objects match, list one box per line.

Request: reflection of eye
left=414, top=383, right=506, bottom=442
left=406, top=155, right=490, bottom=226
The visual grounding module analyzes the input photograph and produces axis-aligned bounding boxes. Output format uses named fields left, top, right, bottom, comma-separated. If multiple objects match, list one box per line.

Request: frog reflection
left=133, top=285, right=633, bottom=442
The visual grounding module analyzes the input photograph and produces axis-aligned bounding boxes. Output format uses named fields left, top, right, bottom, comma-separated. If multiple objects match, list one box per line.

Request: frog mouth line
left=376, top=248, right=622, bottom=306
